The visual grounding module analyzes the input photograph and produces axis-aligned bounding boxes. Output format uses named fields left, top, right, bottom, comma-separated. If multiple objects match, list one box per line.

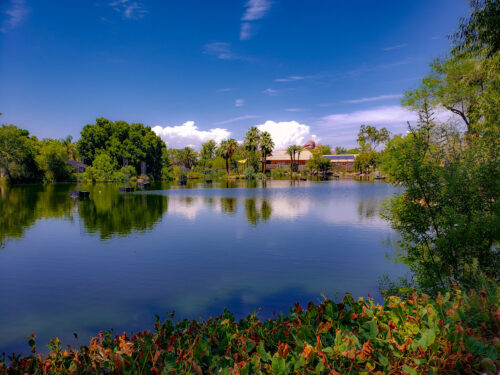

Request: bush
left=271, top=167, right=288, bottom=178
left=244, top=167, right=255, bottom=179
left=3, top=288, right=498, bottom=374
left=83, top=153, right=120, bottom=182
left=186, top=171, right=203, bottom=179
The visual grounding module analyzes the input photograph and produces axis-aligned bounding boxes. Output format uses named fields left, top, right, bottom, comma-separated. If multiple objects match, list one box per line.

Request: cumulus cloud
left=255, top=121, right=318, bottom=150
left=152, top=121, right=231, bottom=149
left=1, top=0, right=28, bottom=32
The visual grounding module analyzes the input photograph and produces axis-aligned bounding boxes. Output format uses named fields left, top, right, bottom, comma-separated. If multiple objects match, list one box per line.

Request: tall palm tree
left=244, top=127, right=261, bottom=152
left=287, top=145, right=301, bottom=173
left=218, top=138, right=238, bottom=175
left=296, top=146, right=303, bottom=172
left=259, top=131, right=274, bottom=173
left=244, top=127, right=261, bottom=169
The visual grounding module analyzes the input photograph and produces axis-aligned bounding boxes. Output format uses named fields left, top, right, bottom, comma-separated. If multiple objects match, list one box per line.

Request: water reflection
left=0, top=181, right=393, bottom=245
left=78, top=185, right=168, bottom=239
left=0, top=180, right=405, bottom=355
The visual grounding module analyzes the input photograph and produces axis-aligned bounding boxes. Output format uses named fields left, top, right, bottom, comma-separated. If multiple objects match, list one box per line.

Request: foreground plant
left=1, top=287, right=498, bottom=374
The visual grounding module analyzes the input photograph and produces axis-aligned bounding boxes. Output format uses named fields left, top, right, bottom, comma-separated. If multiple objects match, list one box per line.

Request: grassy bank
left=2, top=287, right=498, bottom=374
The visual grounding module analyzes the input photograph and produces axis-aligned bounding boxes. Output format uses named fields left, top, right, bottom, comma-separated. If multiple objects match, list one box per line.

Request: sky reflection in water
left=0, top=180, right=406, bottom=354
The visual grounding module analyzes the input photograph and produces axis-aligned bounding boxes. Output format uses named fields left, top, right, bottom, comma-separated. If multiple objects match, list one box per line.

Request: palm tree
left=179, top=147, right=198, bottom=170
left=218, top=139, right=238, bottom=175
left=60, top=135, right=77, bottom=160
left=244, top=127, right=261, bottom=170
left=287, top=145, right=301, bottom=173
left=244, top=127, right=261, bottom=152
left=296, top=145, right=303, bottom=172
left=259, top=131, right=274, bottom=173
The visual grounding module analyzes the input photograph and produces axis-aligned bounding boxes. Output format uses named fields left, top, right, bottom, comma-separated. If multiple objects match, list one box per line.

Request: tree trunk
left=262, top=155, right=266, bottom=173
left=225, top=158, right=229, bottom=175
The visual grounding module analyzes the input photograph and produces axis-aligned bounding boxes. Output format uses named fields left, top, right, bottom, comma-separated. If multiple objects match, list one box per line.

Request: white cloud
left=343, top=94, right=401, bottom=104
left=317, top=106, right=416, bottom=128
left=152, top=121, right=231, bottom=149
left=263, top=88, right=278, bottom=96
left=255, top=120, right=318, bottom=150
left=109, top=0, right=147, bottom=19
left=204, top=42, right=242, bottom=60
left=316, top=106, right=459, bottom=146
left=285, top=108, right=303, bottom=112
left=274, top=75, right=312, bottom=82
left=216, top=88, right=233, bottom=92
left=235, top=99, right=245, bottom=107
left=240, top=0, right=271, bottom=40
left=242, top=0, right=271, bottom=21
left=215, top=115, right=258, bottom=125
left=383, top=43, right=408, bottom=51
left=240, top=22, right=253, bottom=40
left=1, top=0, right=28, bottom=32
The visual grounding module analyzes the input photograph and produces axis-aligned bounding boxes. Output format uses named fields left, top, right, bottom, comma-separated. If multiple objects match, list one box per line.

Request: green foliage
left=306, top=150, right=331, bottom=176
left=381, top=1, right=500, bottom=295
left=83, top=153, right=121, bottom=182
left=218, top=138, right=238, bottom=174
left=0, top=124, right=41, bottom=183
left=357, top=125, right=390, bottom=152
left=451, top=0, right=500, bottom=57
left=244, top=166, right=255, bottom=179
left=177, top=147, right=198, bottom=170
left=259, top=131, right=274, bottom=173
left=335, top=146, right=360, bottom=155
left=77, top=118, right=166, bottom=178
left=35, top=140, right=73, bottom=182
left=286, top=145, right=302, bottom=172
left=3, top=288, right=498, bottom=374
left=271, top=167, right=288, bottom=178
left=353, top=150, right=380, bottom=174
left=315, top=144, right=331, bottom=155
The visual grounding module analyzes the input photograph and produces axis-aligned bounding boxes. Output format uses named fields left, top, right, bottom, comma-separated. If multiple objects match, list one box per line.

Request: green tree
left=315, top=144, right=331, bottom=155
left=36, top=140, right=73, bottom=182
left=218, top=139, right=238, bottom=175
left=259, top=131, right=274, bottom=173
left=286, top=145, right=302, bottom=173
left=178, top=147, right=198, bottom=170
left=357, top=125, right=390, bottom=152
left=381, top=0, right=500, bottom=293
left=244, top=126, right=262, bottom=172
left=200, top=140, right=217, bottom=168
left=77, top=118, right=166, bottom=178
left=306, top=149, right=331, bottom=177
left=60, top=135, right=78, bottom=160
left=0, top=124, right=40, bottom=182
left=84, top=153, right=119, bottom=182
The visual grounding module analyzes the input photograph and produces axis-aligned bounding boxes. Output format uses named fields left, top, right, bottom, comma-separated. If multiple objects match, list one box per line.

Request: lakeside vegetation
left=2, top=286, right=498, bottom=374
left=0, top=1, right=499, bottom=373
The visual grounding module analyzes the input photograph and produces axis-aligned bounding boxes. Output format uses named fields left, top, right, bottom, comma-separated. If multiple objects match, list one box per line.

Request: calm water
left=0, top=180, right=406, bottom=354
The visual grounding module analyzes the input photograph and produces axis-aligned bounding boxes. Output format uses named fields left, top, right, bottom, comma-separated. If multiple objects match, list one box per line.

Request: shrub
left=271, top=167, right=288, bottom=178
left=244, top=167, right=255, bottom=179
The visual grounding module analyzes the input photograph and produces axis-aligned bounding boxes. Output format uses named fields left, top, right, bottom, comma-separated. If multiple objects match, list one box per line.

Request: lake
left=0, top=180, right=406, bottom=354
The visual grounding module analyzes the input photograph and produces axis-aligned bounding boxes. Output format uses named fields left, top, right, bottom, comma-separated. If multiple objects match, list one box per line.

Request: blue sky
left=0, top=0, right=469, bottom=149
